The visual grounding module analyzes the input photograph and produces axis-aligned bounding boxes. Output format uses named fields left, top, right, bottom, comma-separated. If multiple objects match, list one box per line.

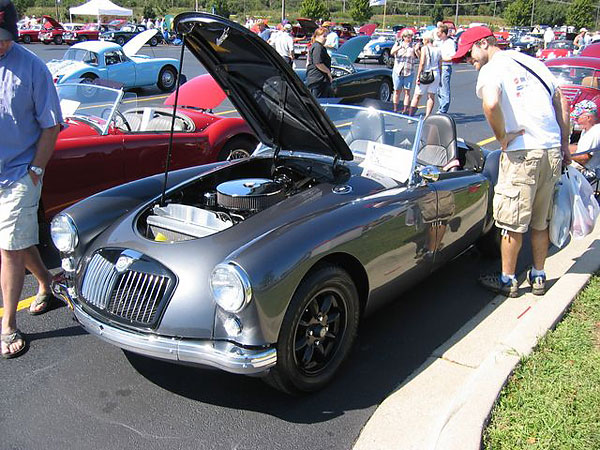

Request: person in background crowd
left=271, top=23, right=294, bottom=66
left=147, top=19, right=154, bottom=29
left=29, top=15, right=37, bottom=26
left=436, top=23, right=456, bottom=114
left=390, top=28, right=417, bottom=114
left=258, top=22, right=272, bottom=41
left=543, top=27, right=555, bottom=49
left=569, top=100, right=600, bottom=173
left=322, top=22, right=339, bottom=56
left=453, top=26, right=570, bottom=297
left=409, top=30, right=441, bottom=118
left=306, top=27, right=333, bottom=98
left=140, top=17, right=146, bottom=27
left=0, top=0, right=63, bottom=359
left=574, top=28, right=591, bottom=49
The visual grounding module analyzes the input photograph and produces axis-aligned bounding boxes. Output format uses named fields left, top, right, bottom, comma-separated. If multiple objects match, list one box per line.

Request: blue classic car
left=47, top=30, right=179, bottom=91
left=357, top=32, right=396, bottom=67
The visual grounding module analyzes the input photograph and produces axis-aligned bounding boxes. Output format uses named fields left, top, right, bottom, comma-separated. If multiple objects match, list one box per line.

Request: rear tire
left=22, top=35, right=31, bottom=44
left=54, top=35, right=63, bottom=45
left=217, top=137, right=256, bottom=161
left=263, top=265, right=360, bottom=395
left=149, top=36, right=158, bottom=46
left=157, top=66, right=178, bottom=92
left=378, top=79, right=392, bottom=102
left=380, top=49, right=391, bottom=67
left=78, top=35, right=88, bottom=42
left=116, top=36, right=125, bottom=46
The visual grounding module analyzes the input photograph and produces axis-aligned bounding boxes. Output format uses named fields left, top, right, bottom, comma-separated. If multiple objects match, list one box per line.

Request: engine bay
left=139, top=156, right=347, bottom=242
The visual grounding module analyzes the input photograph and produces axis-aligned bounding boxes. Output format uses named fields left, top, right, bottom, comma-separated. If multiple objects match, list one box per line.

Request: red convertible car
left=42, top=77, right=257, bottom=221
left=38, top=15, right=66, bottom=45
left=536, top=39, right=574, bottom=61
left=545, top=57, right=600, bottom=110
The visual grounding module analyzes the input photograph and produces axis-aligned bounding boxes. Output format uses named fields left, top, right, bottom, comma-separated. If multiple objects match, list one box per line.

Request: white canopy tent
left=69, top=0, right=133, bottom=23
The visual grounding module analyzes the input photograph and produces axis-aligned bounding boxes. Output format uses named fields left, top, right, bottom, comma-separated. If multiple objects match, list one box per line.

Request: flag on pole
left=369, top=0, right=386, bottom=6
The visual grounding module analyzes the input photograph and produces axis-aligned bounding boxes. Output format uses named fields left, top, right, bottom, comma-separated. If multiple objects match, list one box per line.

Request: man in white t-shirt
left=271, top=23, right=294, bottom=66
left=569, top=100, right=600, bottom=173
left=543, top=27, right=554, bottom=49
left=453, top=26, right=571, bottom=297
left=322, top=22, right=339, bottom=56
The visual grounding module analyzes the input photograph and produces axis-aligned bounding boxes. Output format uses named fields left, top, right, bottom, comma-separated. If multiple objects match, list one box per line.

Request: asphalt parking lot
left=0, top=42, right=509, bottom=450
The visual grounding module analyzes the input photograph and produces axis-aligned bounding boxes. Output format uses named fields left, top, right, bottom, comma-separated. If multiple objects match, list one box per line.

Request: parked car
left=545, top=56, right=600, bottom=133
left=357, top=32, right=396, bottom=67
left=51, top=12, right=499, bottom=395
left=100, top=23, right=162, bottom=46
left=580, top=42, right=600, bottom=58
left=47, top=31, right=179, bottom=91
left=536, top=39, right=574, bottom=60
left=292, top=18, right=319, bottom=58
left=64, top=23, right=103, bottom=44
left=38, top=15, right=66, bottom=45
left=39, top=77, right=256, bottom=222
left=18, top=24, right=42, bottom=43
left=296, top=36, right=393, bottom=102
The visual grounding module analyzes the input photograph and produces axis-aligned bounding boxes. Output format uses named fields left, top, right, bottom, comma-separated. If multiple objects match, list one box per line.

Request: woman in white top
left=409, top=30, right=442, bottom=118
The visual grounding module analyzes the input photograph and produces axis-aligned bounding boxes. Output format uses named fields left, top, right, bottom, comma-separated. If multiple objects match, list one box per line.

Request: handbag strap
left=510, top=57, right=552, bottom=97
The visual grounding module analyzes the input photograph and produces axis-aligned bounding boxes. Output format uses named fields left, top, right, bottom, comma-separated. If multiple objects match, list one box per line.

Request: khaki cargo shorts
left=493, top=148, right=562, bottom=233
left=0, top=173, right=42, bottom=251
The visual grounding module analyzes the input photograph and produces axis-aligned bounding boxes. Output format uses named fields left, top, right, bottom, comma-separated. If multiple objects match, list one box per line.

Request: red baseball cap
left=452, top=26, right=494, bottom=62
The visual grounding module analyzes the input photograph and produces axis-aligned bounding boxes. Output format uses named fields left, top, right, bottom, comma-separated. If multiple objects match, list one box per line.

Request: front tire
left=380, top=49, right=391, bottom=67
left=78, top=35, right=88, bottom=42
left=54, top=35, right=63, bottom=45
left=116, top=36, right=126, bottom=46
left=264, top=265, right=360, bottom=395
left=378, top=79, right=392, bottom=102
left=157, top=66, right=177, bottom=92
left=22, top=35, right=31, bottom=44
left=149, top=36, right=158, bottom=46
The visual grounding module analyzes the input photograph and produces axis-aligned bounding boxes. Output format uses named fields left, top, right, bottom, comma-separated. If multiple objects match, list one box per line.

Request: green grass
left=483, top=275, right=600, bottom=450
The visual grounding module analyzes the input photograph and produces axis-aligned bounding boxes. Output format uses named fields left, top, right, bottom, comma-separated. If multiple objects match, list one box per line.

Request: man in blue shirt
left=0, top=0, right=63, bottom=359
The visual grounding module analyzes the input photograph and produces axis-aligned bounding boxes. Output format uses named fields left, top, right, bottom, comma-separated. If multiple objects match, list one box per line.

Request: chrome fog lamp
left=210, top=263, right=252, bottom=313
left=50, top=213, right=79, bottom=253
left=223, top=316, right=243, bottom=336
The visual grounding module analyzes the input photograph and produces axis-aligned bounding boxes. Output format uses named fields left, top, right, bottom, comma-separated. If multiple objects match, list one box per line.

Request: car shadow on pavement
left=451, top=112, right=487, bottom=125
left=123, top=245, right=534, bottom=425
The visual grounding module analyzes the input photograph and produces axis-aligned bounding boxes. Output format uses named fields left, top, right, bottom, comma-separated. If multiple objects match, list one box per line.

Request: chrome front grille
left=79, top=251, right=172, bottom=327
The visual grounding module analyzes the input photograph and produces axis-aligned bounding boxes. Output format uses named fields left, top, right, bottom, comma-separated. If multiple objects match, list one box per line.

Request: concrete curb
left=354, top=225, right=600, bottom=450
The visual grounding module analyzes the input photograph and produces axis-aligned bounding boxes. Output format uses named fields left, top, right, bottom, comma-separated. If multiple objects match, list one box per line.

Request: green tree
left=349, top=0, right=372, bottom=24
left=213, top=0, right=232, bottom=18
left=300, top=0, right=329, bottom=20
left=13, top=0, right=34, bottom=16
left=503, top=0, right=532, bottom=26
left=431, top=0, right=444, bottom=24
left=567, top=0, right=594, bottom=30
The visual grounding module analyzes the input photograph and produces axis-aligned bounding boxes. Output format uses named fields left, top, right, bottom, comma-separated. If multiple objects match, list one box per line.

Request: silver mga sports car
left=52, top=13, right=499, bottom=394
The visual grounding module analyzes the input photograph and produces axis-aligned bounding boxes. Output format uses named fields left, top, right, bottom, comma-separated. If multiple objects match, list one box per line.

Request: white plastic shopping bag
left=566, top=165, right=600, bottom=239
left=549, top=173, right=572, bottom=248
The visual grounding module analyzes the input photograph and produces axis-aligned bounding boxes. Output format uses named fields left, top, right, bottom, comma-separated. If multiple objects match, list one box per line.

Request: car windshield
left=548, top=41, right=573, bottom=49
left=255, top=105, right=420, bottom=184
left=121, top=25, right=135, bottom=32
left=57, top=83, right=134, bottom=135
left=548, top=66, right=597, bottom=87
left=63, top=48, right=100, bottom=65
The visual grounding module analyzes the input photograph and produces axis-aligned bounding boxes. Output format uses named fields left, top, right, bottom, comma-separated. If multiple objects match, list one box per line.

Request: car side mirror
left=419, top=165, right=440, bottom=182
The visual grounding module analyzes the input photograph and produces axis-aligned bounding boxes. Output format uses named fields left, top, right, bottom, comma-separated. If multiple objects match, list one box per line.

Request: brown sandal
left=29, top=292, right=53, bottom=316
left=1, top=329, right=26, bottom=359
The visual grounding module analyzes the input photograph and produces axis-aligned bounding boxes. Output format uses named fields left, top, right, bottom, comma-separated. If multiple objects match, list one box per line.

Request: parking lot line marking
left=125, top=94, right=169, bottom=104
left=477, top=136, right=496, bottom=146
left=215, top=109, right=238, bottom=115
left=0, top=296, right=35, bottom=318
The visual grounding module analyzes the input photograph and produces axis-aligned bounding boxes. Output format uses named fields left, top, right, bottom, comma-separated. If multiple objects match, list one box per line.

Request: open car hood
left=123, top=29, right=160, bottom=56
left=296, top=18, right=319, bottom=33
left=174, top=13, right=352, bottom=161
left=334, top=35, right=370, bottom=62
left=42, top=15, right=63, bottom=29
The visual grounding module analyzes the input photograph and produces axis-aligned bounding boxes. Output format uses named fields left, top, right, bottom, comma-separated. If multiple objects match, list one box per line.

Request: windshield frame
left=57, top=83, right=125, bottom=135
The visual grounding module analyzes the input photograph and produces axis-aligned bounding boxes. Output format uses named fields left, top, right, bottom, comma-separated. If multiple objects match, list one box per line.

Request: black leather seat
left=417, top=113, right=459, bottom=171
left=344, top=109, right=386, bottom=154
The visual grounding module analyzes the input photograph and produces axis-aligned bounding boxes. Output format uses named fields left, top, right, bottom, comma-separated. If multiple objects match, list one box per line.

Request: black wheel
left=54, top=35, right=63, bottom=45
left=217, top=137, right=256, bottom=161
left=378, top=79, right=392, bottom=102
left=264, top=265, right=360, bottom=395
left=116, top=36, right=125, bottom=46
left=78, top=74, right=98, bottom=99
left=42, top=40, right=50, bottom=45
left=380, top=49, right=391, bottom=67
left=149, top=36, right=158, bottom=46
left=157, top=66, right=177, bottom=92
left=476, top=225, right=501, bottom=259
left=22, top=35, right=31, bottom=44
left=78, top=35, right=88, bottom=42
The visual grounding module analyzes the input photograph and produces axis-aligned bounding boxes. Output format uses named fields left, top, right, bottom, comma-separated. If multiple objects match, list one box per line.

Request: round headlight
left=210, top=263, right=251, bottom=313
left=50, top=213, right=79, bottom=253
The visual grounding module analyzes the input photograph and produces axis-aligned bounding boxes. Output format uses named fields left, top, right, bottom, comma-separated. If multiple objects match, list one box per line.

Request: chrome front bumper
left=53, top=276, right=277, bottom=375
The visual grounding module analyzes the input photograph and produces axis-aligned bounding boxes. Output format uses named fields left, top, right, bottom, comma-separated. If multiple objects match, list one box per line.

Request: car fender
left=204, top=117, right=257, bottom=154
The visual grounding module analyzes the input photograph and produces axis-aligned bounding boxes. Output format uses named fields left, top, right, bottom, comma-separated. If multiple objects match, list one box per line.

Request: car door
left=427, top=173, right=490, bottom=268
left=105, top=50, right=136, bottom=87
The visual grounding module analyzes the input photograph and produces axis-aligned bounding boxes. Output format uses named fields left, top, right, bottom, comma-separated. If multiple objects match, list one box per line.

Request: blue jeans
left=437, top=64, right=452, bottom=113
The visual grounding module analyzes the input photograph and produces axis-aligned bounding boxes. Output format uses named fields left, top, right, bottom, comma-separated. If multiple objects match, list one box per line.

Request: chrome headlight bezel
left=50, top=213, right=79, bottom=253
left=209, top=263, right=252, bottom=313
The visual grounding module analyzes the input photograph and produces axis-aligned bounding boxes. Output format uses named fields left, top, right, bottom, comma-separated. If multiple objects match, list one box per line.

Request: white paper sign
left=359, top=141, right=413, bottom=183
left=60, top=99, right=80, bottom=118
